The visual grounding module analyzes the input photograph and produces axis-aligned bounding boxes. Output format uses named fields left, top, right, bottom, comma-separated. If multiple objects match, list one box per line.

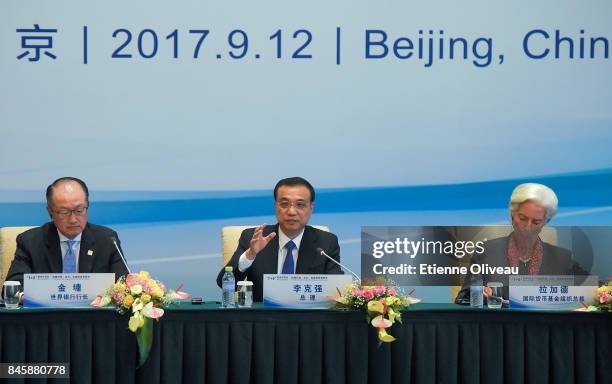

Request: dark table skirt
left=0, top=304, right=610, bottom=384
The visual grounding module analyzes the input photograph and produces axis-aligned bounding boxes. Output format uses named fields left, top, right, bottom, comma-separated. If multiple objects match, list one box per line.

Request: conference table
left=0, top=303, right=610, bottom=384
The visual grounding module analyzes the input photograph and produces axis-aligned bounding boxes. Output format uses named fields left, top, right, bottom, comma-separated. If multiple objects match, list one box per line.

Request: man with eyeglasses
left=217, top=177, right=342, bottom=302
left=6, top=177, right=129, bottom=294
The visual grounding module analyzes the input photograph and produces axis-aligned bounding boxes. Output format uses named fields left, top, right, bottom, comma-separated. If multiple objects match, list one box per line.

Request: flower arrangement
left=596, top=282, right=612, bottom=311
left=331, top=284, right=420, bottom=343
left=575, top=281, right=612, bottom=312
left=91, top=271, right=188, bottom=366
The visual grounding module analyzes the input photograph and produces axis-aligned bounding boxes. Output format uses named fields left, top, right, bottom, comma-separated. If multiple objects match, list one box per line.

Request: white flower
left=130, top=284, right=143, bottom=295
left=132, top=298, right=144, bottom=313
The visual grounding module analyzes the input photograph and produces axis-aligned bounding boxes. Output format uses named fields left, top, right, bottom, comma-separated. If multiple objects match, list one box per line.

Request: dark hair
left=273, top=177, right=315, bottom=202
left=46, top=177, right=90, bottom=206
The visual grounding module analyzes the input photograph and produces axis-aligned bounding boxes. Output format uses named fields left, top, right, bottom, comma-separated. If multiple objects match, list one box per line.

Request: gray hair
left=509, top=183, right=558, bottom=222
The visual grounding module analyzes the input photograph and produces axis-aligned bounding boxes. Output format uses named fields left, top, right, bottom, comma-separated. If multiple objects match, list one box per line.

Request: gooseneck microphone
left=316, top=247, right=361, bottom=284
left=110, top=236, right=131, bottom=274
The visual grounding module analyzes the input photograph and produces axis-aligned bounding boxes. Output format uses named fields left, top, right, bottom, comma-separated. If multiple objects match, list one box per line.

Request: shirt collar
left=278, top=227, right=305, bottom=250
left=57, top=229, right=82, bottom=243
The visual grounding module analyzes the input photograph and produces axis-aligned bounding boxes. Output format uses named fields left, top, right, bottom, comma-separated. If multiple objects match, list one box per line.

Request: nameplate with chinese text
left=23, top=273, right=115, bottom=308
left=263, top=274, right=352, bottom=308
left=509, top=275, right=598, bottom=310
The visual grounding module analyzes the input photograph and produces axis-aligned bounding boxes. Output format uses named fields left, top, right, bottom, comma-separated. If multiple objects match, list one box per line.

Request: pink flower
left=351, top=287, right=362, bottom=297
left=363, top=290, right=374, bottom=300
left=380, top=299, right=388, bottom=315
left=330, top=294, right=346, bottom=304
left=90, top=295, right=110, bottom=307
left=173, top=285, right=189, bottom=300
left=142, top=302, right=164, bottom=319
left=142, top=281, right=152, bottom=294
left=90, top=296, right=104, bottom=307
left=374, top=286, right=385, bottom=296
left=371, top=315, right=392, bottom=329
left=112, top=291, right=125, bottom=303
left=600, top=293, right=611, bottom=304
left=387, top=287, right=397, bottom=296
left=126, top=274, right=140, bottom=288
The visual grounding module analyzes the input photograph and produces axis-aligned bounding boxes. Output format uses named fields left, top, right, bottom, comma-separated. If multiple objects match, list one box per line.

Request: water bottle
left=221, top=266, right=235, bottom=308
left=470, top=274, right=483, bottom=308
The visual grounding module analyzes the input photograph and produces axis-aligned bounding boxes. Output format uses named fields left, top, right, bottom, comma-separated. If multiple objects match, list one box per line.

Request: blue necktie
left=281, top=240, right=296, bottom=274
left=63, top=240, right=77, bottom=273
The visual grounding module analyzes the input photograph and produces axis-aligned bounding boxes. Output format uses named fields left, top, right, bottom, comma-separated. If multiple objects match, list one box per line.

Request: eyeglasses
left=276, top=200, right=311, bottom=211
left=52, top=206, right=89, bottom=218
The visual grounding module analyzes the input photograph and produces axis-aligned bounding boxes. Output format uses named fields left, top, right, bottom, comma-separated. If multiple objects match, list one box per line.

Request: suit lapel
left=296, top=226, right=317, bottom=273
left=259, top=224, right=280, bottom=274
left=78, top=225, right=94, bottom=273
left=44, top=223, right=63, bottom=273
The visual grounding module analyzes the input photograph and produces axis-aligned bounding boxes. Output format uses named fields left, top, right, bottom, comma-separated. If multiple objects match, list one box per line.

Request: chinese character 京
left=16, top=24, right=58, bottom=61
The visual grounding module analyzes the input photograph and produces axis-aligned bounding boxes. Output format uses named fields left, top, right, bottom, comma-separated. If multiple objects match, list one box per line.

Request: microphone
left=110, top=236, right=131, bottom=274
left=316, top=247, right=361, bottom=284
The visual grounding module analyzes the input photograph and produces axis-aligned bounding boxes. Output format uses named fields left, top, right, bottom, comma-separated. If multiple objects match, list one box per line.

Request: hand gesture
left=246, top=224, right=276, bottom=260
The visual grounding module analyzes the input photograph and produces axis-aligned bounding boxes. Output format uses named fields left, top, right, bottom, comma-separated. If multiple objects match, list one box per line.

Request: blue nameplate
left=263, top=274, right=352, bottom=308
left=24, top=273, right=115, bottom=308
left=509, top=275, right=598, bottom=310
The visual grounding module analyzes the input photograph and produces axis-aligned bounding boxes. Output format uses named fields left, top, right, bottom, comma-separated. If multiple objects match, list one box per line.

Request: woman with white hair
left=455, top=183, right=587, bottom=304
left=507, top=183, right=558, bottom=273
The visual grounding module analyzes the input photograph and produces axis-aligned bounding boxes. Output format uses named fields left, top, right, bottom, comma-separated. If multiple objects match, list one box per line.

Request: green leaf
left=135, top=317, right=154, bottom=368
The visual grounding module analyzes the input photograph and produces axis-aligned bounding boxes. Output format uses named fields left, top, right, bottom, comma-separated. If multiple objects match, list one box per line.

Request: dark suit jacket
left=216, top=224, right=342, bottom=302
left=6, top=222, right=129, bottom=286
left=455, top=236, right=587, bottom=304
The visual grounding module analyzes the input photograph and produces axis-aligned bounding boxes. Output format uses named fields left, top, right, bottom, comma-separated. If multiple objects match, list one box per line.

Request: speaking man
left=217, top=177, right=342, bottom=302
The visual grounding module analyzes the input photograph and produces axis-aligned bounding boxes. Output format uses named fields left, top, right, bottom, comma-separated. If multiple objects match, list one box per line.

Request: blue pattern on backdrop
left=1, top=168, right=611, bottom=226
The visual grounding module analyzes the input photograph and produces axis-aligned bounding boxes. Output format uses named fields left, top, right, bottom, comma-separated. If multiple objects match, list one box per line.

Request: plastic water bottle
left=221, top=266, right=235, bottom=308
left=470, top=274, right=483, bottom=308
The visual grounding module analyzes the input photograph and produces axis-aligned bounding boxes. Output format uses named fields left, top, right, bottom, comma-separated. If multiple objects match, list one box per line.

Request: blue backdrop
left=1, top=1, right=611, bottom=301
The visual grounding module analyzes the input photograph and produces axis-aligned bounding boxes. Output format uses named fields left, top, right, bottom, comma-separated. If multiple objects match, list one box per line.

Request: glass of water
left=3, top=281, right=21, bottom=309
left=236, top=281, right=253, bottom=308
left=486, top=282, right=503, bottom=309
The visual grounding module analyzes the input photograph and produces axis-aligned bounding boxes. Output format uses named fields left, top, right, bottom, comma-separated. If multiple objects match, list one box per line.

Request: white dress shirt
left=238, top=227, right=305, bottom=273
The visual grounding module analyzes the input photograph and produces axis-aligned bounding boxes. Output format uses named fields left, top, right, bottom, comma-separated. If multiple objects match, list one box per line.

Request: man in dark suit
left=217, top=177, right=342, bottom=302
left=6, top=177, right=129, bottom=293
